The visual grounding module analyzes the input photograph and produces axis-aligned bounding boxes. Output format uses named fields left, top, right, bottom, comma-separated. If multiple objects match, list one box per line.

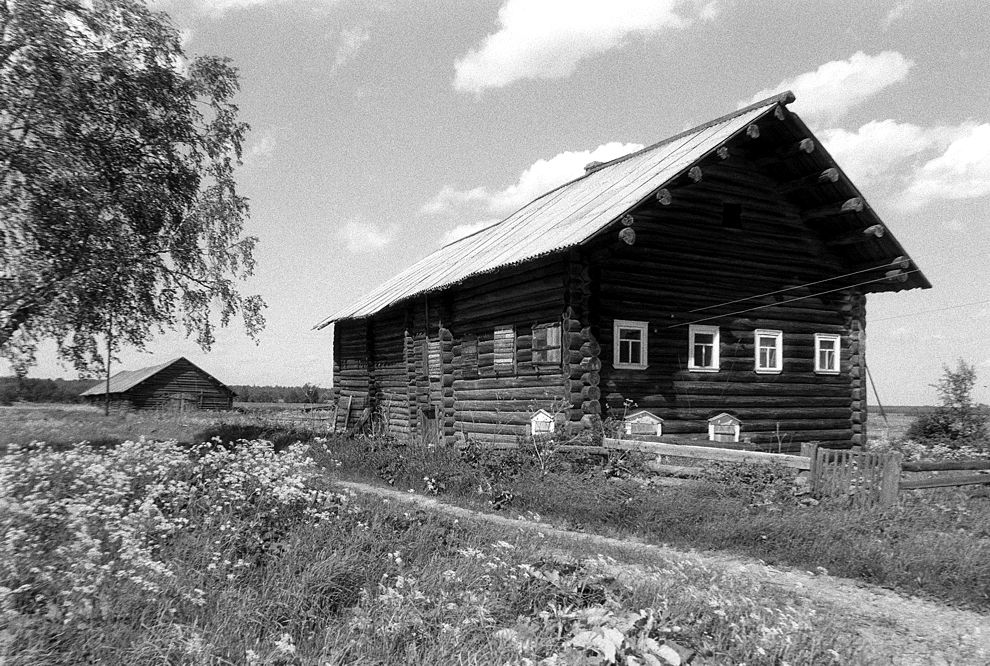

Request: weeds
left=1, top=437, right=865, bottom=664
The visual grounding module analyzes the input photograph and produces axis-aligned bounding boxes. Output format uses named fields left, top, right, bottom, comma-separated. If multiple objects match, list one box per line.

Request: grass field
left=2, top=404, right=988, bottom=663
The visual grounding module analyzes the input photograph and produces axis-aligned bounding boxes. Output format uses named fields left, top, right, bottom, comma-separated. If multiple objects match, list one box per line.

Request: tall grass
left=313, top=435, right=990, bottom=610
left=1, top=438, right=862, bottom=664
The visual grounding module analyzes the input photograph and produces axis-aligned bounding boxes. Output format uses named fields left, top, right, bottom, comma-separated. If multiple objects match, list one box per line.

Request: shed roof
left=80, top=357, right=230, bottom=397
left=316, top=91, right=926, bottom=327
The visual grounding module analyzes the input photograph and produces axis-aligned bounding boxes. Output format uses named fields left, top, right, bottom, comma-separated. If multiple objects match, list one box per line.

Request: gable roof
left=80, top=357, right=230, bottom=397
left=316, top=91, right=926, bottom=327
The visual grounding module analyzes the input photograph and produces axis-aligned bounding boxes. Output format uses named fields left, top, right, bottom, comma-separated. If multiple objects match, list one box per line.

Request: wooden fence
left=593, top=438, right=990, bottom=506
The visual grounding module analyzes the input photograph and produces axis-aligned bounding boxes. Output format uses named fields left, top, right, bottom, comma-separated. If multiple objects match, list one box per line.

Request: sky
left=8, top=0, right=990, bottom=405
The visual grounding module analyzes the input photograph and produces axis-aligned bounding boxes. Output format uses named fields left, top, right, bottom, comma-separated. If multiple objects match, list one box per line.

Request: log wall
left=588, top=159, right=864, bottom=448
left=94, top=358, right=234, bottom=411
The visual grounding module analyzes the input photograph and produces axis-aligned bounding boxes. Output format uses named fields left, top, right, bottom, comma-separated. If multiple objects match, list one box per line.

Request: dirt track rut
left=338, top=480, right=989, bottom=666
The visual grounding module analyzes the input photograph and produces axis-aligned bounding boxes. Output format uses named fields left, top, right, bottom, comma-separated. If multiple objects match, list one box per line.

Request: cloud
left=820, top=120, right=990, bottom=211
left=741, top=51, right=914, bottom=125
left=329, top=26, right=370, bottom=76
left=819, top=120, right=933, bottom=187
left=901, top=124, right=990, bottom=209
left=453, top=0, right=698, bottom=93
left=440, top=219, right=501, bottom=246
left=423, top=141, right=643, bottom=217
left=339, top=219, right=394, bottom=253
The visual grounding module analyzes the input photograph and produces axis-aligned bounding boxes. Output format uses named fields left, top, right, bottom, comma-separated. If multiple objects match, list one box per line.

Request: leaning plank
left=602, top=437, right=811, bottom=470
left=899, top=474, right=990, bottom=490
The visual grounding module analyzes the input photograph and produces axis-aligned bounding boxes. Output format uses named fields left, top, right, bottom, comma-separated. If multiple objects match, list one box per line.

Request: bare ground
left=338, top=480, right=990, bottom=666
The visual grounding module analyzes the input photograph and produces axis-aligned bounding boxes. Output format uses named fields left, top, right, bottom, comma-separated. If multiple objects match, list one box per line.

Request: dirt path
left=338, top=480, right=989, bottom=666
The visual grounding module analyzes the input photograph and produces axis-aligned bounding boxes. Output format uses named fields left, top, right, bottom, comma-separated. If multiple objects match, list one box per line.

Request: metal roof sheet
left=80, top=358, right=182, bottom=396
left=316, top=93, right=792, bottom=327
left=79, top=357, right=232, bottom=397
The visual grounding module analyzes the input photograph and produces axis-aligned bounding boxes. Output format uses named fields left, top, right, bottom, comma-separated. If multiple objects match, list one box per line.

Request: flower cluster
left=0, top=438, right=350, bottom=627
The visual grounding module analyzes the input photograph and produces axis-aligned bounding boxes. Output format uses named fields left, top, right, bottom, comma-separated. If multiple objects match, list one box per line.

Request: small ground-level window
left=494, top=326, right=515, bottom=372
left=754, top=329, right=783, bottom=374
left=688, top=325, right=719, bottom=371
left=460, top=337, right=479, bottom=378
left=613, top=319, right=648, bottom=369
left=533, top=323, right=562, bottom=364
left=815, top=333, right=841, bottom=374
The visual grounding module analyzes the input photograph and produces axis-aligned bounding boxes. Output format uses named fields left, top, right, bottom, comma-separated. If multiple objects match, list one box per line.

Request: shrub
left=905, top=360, right=988, bottom=447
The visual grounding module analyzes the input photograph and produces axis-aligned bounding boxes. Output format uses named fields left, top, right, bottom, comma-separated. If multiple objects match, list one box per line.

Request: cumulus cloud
left=820, top=120, right=990, bottom=211
left=901, top=124, right=990, bottom=209
left=741, top=51, right=914, bottom=125
left=423, top=141, right=643, bottom=217
left=339, top=219, right=394, bottom=253
left=453, top=0, right=698, bottom=93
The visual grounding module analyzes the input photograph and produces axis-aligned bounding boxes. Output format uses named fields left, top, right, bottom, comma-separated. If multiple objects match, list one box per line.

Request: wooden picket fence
left=595, top=438, right=990, bottom=506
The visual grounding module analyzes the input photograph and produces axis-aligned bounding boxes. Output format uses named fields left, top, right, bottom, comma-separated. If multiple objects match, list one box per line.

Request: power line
left=667, top=269, right=922, bottom=329
left=871, top=297, right=990, bottom=323
left=687, top=259, right=908, bottom=313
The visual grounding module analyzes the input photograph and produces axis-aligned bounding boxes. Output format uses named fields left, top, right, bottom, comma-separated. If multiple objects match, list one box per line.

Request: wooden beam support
left=755, top=138, right=815, bottom=167
left=801, top=197, right=864, bottom=222
left=777, top=167, right=840, bottom=196
left=655, top=188, right=672, bottom=205
left=825, top=224, right=886, bottom=247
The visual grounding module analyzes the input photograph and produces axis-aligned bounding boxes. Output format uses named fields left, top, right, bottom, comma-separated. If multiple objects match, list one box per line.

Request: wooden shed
left=80, top=357, right=235, bottom=411
left=316, top=92, right=930, bottom=451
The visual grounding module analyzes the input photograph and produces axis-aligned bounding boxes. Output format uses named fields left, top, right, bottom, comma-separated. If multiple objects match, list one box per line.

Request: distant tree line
left=0, top=377, right=97, bottom=405
left=0, top=377, right=328, bottom=406
left=227, top=384, right=327, bottom=404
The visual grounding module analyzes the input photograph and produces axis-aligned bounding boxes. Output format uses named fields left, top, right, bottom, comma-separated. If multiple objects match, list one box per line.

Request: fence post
left=801, top=441, right=820, bottom=493
left=879, top=451, right=902, bottom=507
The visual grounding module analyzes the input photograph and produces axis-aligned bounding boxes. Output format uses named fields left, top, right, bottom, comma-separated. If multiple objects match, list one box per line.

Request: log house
left=80, top=357, right=235, bottom=411
left=316, top=92, right=929, bottom=451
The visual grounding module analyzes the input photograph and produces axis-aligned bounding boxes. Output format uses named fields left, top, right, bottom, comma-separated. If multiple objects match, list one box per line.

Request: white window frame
left=754, top=329, right=783, bottom=374
left=688, top=325, right=720, bottom=371
left=613, top=319, right=648, bottom=370
left=814, top=333, right=841, bottom=374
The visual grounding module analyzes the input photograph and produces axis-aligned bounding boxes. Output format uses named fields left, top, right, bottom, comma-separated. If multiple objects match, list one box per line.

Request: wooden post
left=879, top=450, right=902, bottom=507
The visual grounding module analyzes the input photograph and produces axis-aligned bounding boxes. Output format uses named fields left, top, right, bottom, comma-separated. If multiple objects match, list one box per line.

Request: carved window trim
left=613, top=319, right=648, bottom=370
left=688, top=324, right=719, bottom=372
left=754, top=329, right=783, bottom=374
left=814, top=333, right=841, bottom=374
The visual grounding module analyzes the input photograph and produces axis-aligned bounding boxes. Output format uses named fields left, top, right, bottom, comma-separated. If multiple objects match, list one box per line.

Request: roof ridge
left=439, top=91, right=794, bottom=249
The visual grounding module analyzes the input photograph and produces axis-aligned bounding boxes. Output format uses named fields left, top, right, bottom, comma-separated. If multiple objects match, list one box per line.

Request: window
left=493, top=326, right=515, bottom=371
left=460, top=337, right=479, bottom=378
left=815, top=333, right=841, bottom=374
left=532, top=324, right=562, bottom=364
left=426, top=339, right=441, bottom=380
left=754, top=329, right=783, bottom=373
left=613, top=319, right=648, bottom=369
left=688, top=325, right=719, bottom=371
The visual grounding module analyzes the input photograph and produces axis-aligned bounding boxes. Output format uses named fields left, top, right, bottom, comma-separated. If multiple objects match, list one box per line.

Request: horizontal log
left=582, top=399, right=601, bottom=414
left=902, top=460, right=990, bottom=472
left=454, top=421, right=530, bottom=436
left=603, top=438, right=811, bottom=469
left=899, top=474, right=990, bottom=490
left=452, top=388, right=567, bottom=402
left=777, top=167, right=840, bottom=195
